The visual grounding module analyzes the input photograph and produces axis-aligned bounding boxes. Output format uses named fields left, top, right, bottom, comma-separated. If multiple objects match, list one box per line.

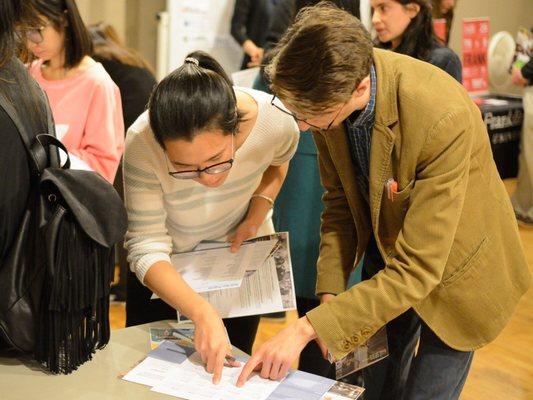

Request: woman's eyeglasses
left=166, top=135, right=235, bottom=179
left=19, top=26, right=46, bottom=44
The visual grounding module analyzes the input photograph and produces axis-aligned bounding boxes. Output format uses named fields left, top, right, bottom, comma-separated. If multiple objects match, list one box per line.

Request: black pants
left=126, top=270, right=260, bottom=354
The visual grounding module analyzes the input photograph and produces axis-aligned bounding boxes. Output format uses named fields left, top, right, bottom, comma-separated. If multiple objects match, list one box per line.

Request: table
left=0, top=321, right=229, bottom=400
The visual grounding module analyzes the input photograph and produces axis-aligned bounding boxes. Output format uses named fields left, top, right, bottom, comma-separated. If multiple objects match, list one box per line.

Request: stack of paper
left=123, top=340, right=365, bottom=400
left=123, top=341, right=282, bottom=400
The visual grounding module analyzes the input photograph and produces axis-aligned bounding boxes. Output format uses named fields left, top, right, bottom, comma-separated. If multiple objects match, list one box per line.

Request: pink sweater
left=30, top=60, right=124, bottom=183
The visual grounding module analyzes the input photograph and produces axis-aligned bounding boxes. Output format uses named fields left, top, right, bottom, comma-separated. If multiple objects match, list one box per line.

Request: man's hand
left=236, top=316, right=317, bottom=386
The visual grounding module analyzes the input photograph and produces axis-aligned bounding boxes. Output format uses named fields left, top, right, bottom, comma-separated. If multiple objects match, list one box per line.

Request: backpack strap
left=0, top=87, right=65, bottom=174
left=0, top=91, right=47, bottom=174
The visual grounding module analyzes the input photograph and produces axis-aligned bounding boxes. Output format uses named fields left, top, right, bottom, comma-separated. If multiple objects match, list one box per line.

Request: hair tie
left=184, top=57, right=199, bottom=66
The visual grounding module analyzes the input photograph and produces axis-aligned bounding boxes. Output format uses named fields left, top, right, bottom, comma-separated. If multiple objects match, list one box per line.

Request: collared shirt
left=344, top=65, right=377, bottom=199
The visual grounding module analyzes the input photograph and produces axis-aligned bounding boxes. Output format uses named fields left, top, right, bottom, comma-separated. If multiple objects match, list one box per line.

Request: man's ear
left=354, top=76, right=371, bottom=98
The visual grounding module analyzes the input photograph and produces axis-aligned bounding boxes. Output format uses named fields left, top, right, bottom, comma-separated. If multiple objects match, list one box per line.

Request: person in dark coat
left=230, top=0, right=275, bottom=69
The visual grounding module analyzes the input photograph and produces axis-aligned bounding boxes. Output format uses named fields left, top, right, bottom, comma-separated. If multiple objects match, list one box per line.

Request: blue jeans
left=362, top=237, right=474, bottom=400
left=362, top=310, right=474, bottom=400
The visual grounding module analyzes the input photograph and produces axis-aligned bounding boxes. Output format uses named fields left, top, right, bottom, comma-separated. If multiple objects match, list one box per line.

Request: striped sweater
left=123, top=87, right=299, bottom=283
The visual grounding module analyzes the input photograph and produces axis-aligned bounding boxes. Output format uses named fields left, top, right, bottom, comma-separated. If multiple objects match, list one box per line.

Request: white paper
left=55, top=124, right=69, bottom=140
left=232, top=69, right=260, bottom=89
left=122, top=341, right=190, bottom=387
left=152, top=240, right=277, bottom=298
left=199, top=233, right=297, bottom=319
left=151, top=351, right=281, bottom=400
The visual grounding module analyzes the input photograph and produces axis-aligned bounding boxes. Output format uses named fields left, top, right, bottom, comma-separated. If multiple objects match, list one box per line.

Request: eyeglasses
left=19, top=26, right=46, bottom=44
left=166, top=135, right=235, bottom=179
left=270, top=95, right=344, bottom=131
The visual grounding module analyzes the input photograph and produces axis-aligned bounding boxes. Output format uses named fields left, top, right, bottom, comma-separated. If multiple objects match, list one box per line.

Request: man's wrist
left=297, top=316, right=318, bottom=342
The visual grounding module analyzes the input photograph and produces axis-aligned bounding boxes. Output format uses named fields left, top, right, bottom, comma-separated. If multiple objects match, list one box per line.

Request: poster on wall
left=462, top=17, right=490, bottom=94
left=165, top=0, right=243, bottom=76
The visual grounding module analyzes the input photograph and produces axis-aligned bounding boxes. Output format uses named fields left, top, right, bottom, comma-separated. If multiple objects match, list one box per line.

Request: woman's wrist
left=189, top=298, right=216, bottom=323
left=251, top=193, right=274, bottom=208
left=246, top=195, right=273, bottom=227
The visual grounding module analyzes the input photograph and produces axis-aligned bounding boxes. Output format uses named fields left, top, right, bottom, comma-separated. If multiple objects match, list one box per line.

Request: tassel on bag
left=35, top=204, right=114, bottom=374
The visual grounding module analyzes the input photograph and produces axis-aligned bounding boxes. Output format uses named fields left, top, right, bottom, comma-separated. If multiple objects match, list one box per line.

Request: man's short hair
left=266, top=1, right=373, bottom=113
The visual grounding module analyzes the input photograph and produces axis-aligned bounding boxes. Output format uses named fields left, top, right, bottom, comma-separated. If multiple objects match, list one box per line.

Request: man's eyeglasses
left=166, top=135, right=234, bottom=179
left=19, top=26, right=46, bottom=44
left=270, top=95, right=344, bottom=131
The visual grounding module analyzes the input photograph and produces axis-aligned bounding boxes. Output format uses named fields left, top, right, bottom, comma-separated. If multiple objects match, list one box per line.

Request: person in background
left=123, top=51, right=299, bottom=384
left=372, top=0, right=462, bottom=82
left=511, top=55, right=533, bottom=226
left=253, top=0, right=362, bottom=380
left=24, top=0, right=124, bottom=183
left=431, top=0, right=456, bottom=45
left=89, top=22, right=157, bottom=132
left=89, top=21, right=158, bottom=301
left=231, top=0, right=275, bottom=69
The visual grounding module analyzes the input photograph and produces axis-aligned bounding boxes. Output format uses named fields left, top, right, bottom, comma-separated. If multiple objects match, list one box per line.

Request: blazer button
left=361, top=327, right=372, bottom=338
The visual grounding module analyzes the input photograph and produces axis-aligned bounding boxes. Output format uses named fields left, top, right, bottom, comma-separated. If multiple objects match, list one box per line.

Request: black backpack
left=0, top=59, right=127, bottom=374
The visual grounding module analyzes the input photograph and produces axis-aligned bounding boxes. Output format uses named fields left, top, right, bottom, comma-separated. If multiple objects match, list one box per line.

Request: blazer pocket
left=378, top=179, right=414, bottom=246
left=441, top=237, right=489, bottom=287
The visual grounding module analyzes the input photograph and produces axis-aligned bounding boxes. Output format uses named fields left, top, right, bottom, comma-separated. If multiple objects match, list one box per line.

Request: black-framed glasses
left=19, top=26, right=46, bottom=44
left=270, top=95, right=344, bottom=131
left=166, top=135, right=235, bottom=179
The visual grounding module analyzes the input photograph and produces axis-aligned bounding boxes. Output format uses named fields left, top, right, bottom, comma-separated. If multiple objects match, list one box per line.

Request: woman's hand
left=236, top=316, right=317, bottom=387
left=191, top=303, right=240, bottom=384
left=229, top=218, right=259, bottom=252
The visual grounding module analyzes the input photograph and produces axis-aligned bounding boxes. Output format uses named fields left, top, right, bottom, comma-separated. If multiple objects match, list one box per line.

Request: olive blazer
left=306, top=49, right=531, bottom=360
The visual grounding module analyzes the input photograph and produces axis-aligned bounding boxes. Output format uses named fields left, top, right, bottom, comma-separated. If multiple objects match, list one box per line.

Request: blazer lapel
left=369, top=124, right=396, bottom=237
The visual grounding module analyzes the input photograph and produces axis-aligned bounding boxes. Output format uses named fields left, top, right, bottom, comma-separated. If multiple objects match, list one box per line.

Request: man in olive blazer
left=238, top=4, right=531, bottom=399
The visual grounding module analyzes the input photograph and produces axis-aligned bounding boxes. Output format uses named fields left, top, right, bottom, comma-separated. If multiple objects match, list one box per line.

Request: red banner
left=462, top=18, right=490, bottom=94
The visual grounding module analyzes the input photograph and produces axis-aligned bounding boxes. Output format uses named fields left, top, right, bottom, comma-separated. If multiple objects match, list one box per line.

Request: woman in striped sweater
left=123, top=51, right=299, bottom=384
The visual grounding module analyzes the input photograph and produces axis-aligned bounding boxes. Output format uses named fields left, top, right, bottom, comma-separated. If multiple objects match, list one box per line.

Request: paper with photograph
left=197, top=232, right=297, bottom=319
left=334, top=326, right=389, bottom=380
left=123, top=337, right=365, bottom=400
left=149, top=327, right=195, bottom=349
left=320, top=381, right=365, bottom=400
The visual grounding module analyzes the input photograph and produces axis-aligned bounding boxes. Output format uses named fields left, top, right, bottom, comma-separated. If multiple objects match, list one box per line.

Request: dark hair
left=89, top=22, right=155, bottom=74
left=149, top=51, right=244, bottom=147
left=376, top=0, right=440, bottom=61
left=266, top=1, right=373, bottom=113
left=1, top=0, right=47, bottom=133
left=1, top=0, right=38, bottom=66
left=31, top=0, right=93, bottom=69
left=295, top=0, right=360, bottom=19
